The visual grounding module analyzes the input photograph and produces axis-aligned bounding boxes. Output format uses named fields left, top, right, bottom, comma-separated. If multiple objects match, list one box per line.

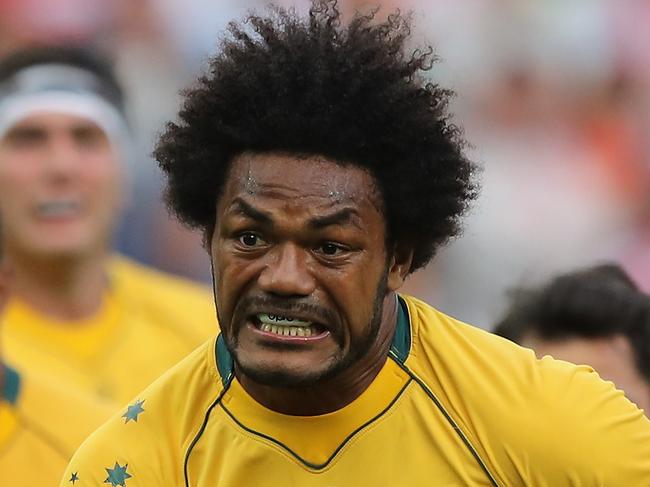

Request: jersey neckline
left=211, top=294, right=413, bottom=468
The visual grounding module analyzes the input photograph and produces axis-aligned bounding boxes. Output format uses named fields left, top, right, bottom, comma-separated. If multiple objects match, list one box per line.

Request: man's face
left=211, top=152, right=400, bottom=386
left=524, top=334, right=650, bottom=413
left=0, top=112, right=124, bottom=259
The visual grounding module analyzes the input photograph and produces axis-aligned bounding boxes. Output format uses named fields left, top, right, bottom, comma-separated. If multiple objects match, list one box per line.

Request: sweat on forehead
left=226, top=152, right=383, bottom=207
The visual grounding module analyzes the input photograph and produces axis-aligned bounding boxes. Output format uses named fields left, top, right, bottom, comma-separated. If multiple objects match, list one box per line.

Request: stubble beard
left=218, top=272, right=389, bottom=388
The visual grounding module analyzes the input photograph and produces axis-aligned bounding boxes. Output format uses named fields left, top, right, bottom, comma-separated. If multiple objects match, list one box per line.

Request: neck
left=238, top=293, right=399, bottom=416
left=9, top=250, right=110, bottom=321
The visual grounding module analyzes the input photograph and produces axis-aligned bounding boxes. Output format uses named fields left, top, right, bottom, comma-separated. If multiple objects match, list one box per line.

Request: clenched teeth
left=260, top=323, right=314, bottom=337
left=36, top=201, right=80, bottom=217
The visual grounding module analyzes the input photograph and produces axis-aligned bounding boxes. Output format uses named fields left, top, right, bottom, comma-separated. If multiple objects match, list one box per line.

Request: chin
left=30, top=245, right=90, bottom=260
left=235, top=358, right=338, bottom=388
left=24, top=234, right=101, bottom=259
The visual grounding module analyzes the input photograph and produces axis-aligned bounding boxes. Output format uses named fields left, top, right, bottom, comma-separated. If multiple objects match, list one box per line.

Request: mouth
left=34, top=199, right=81, bottom=220
left=250, top=312, right=329, bottom=340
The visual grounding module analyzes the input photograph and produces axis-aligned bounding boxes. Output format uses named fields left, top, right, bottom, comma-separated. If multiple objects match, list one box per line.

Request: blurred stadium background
left=1, top=0, right=646, bottom=329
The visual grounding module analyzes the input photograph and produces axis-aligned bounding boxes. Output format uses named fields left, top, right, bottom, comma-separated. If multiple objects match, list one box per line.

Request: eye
left=317, top=242, right=343, bottom=256
left=238, top=232, right=264, bottom=247
left=74, top=125, right=109, bottom=148
left=4, top=127, right=46, bottom=147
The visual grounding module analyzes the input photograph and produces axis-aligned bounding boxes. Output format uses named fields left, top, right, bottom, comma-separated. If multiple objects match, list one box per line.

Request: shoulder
left=109, top=254, right=213, bottom=304
left=0, top=365, right=114, bottom=486
left=14, top=366, right=115, bottom=456
left=108, top=255, right=217, bottom=340
left=401, top=294, right=539, bottom=384
left=61, top=338, right=223, bottom=486
left=497, top=357, right=650, bottom=483
left=0, top=399, right=69, bottom=486
left=401, top=294, right=650, bottom=484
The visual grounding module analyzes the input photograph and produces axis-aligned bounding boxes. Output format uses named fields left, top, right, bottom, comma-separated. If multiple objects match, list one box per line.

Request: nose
left=44, top=135, right=82, bottom=181
left=258, top=243, right=316, bottom=297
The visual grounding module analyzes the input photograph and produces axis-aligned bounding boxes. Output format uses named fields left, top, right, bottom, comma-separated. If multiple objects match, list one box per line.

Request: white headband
left=0, top=63, right=132, bottom=168
left=0, top=91, right=130, bottom=150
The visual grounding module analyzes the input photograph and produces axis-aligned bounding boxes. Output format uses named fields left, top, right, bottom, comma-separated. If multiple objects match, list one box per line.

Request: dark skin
left=210, top=152, right=412, bottom=415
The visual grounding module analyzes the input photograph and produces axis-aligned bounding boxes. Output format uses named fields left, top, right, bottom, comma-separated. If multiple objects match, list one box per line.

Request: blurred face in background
left=523, top=334, right=650, bottom=414
left=0, top=112, right=125, bottom=260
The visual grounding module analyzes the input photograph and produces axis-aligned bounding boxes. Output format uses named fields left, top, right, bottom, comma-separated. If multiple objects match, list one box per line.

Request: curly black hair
left=494, top=263, right=650, bottom=384
left=155, top=0, right=478, bottom=272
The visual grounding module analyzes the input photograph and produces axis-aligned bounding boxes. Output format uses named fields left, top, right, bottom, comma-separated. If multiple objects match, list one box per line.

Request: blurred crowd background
left=1, top=0, right=647, bottom=329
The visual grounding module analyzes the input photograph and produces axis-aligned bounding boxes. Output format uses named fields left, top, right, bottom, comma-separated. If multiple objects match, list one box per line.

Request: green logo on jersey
left=122, top=399, right=145, bottom=423
left=104, top=462, right=132, bottom=486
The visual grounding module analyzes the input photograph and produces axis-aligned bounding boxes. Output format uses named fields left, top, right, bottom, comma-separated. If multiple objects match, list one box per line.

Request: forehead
left=220, top=152, right=382, bottom=211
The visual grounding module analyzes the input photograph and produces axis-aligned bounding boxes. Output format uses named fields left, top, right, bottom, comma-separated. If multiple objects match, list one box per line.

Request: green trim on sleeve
left=2, top=364, right=21, bottom=405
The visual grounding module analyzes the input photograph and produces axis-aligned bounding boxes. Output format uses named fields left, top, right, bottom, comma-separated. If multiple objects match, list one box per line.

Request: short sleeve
left=495, top=358, right=650, bottom=486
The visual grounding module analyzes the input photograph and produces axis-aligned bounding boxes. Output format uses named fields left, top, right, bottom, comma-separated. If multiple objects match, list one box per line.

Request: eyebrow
left=308, top=208, right=361, bottom=230
left=229, top=198, right=273, bottom=225
left=228, top=198, right=361, bottom=230
left=5, top=125, right=45, bottom=136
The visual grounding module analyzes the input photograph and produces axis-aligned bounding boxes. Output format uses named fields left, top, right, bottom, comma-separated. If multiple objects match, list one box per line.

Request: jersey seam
left=183, top=376, right=233, bottom=487
left=0, top=418, right=26, bottom=461
left=14, top=413, right=71, bottom=462
left=389, top=353, right=503, bottom=487
left=218, top=378, right=412, bottom=471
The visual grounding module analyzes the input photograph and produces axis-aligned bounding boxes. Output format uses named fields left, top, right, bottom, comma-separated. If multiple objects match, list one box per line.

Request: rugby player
left=0, top=219, right=113, bottom=486
left=494, top=263, right=650, bottom=414
left=62, top=2, right=650, bottom=485
left=0, top=46, right=215, bottom=405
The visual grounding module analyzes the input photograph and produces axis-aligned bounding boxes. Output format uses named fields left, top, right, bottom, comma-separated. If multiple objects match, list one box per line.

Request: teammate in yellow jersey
left=494, top=263, right=650, bottom=414
left=0, top=46, right=215, bottom=405
left=0, top=221, right=113, bottom=486
left=63, top=1, right=650, bottom=485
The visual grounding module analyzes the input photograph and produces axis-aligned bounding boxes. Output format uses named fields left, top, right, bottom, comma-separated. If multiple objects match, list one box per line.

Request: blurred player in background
left=63, top=2, right=650, bottom=485
left=0, top=46, right=216, bottom=406
left=494, top=263, right=650, bottom=413
left=0, top=219, right=113, bottom=486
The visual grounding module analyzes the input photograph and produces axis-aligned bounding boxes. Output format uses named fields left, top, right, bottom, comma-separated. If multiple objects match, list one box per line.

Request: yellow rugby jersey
left=1, top=365, right=113, bottom=487
left=62, top=295, right=650, bottom=486
left=1, top=255, right=216, bottom=405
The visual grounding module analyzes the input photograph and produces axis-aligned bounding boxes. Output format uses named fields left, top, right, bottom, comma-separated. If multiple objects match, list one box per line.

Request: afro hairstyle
left=155, top=0, right=478, bottom=273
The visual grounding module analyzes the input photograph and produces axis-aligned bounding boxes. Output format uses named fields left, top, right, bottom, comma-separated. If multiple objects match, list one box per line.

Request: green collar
left=216, top=334, right=233, bottom=386
left=389, top=296, right=412, bottom=364
left=1, top=365, right=20, bottom=405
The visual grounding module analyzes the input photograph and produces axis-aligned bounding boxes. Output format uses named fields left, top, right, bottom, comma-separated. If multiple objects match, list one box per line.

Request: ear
left=386, top=244, right=414, bottom=292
